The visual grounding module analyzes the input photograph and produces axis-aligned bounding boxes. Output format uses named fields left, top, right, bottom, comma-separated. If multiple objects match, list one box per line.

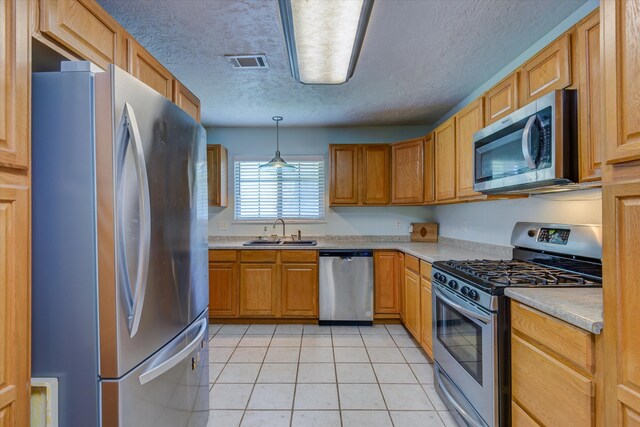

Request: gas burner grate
left=442, top=259, right=594, bottom=287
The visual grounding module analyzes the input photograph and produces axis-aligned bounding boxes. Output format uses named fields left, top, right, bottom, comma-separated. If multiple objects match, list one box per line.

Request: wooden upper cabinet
left=40, top=0, right=126, bottom=70
left=127, top=38, right=174, bottom=99
left=576, top=11, right=601, bottom=182
left=207, top=144, right=228, bottom=207
left=602, top=0, right=640, bottom=164
left=485, top=72, right=519, bottom=125
left=361, top=144, right=391, bottom=204
left=1, top=0, right=29, bottom=169
left=281, top=263, right=318, bottom=318
left=434, top=117, right=456, bottom=201
left=423, top=134, right=435, bottom=203
left=456, top=99, right=484, bottom=199
left=374, top=251, right=400, bottom=316
left=173, top=80, right=201, bottom=123
left=329, top=145, right=359, bottom=205
left=391, top=138, right=424, bottom=204
left=520, top=33, right=571, bottom=105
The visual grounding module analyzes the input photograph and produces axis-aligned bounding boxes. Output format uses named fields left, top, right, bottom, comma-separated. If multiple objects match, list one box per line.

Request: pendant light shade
left=260, top=116, right=296, bottom=169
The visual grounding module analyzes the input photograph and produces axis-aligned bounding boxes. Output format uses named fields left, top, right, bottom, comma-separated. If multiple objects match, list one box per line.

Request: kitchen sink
left=242, top=239, right=317, bottom=246
left=243, top=239, right=281, bottom=246
left=280, top=240, right=317, bottom=246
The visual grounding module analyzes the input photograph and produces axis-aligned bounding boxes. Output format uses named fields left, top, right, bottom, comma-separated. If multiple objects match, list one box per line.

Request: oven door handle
left=433, top=286, right=492, bottom=324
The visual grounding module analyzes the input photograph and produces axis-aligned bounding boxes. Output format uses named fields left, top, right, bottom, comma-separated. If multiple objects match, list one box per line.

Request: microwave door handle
left=122, top=102, right=151, bottom=338
left=433, top=286, right=491, bottom=324
left=522, top=115, right=538, bottom=169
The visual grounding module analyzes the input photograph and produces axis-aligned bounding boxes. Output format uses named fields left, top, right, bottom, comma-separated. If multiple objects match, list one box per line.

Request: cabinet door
left=240, top=263, right=277, bottom=317
left=404, top=268, right=421, bottom=340
left=423, top=134, right=435, bottom=203
left=602, top=0, right=640, bottom=164
left=520, top=33, right=571, bottom=104
left=485, top=73, right=519, bottom=125
left=435, top=117, right=456, bottom=201
left=420, top=277, right=433, bottom=359
left=281, top=263, right=318, bottom=317
left=391, top=139, right=424, bottom=204
left=40, top=0, right=126, bottom=70
left=374, top=251, right=399, bottom=315
left=209, top=262, right=238, bottom=318
left=576, top=11, right=601, bottom=182
left=207, top=145, right=228, bottom=207
left=361, top=145, right=390, bottom=204
left=603, top=179, right=640, bottom=425
left=456, top=99, right=484, bottom=198
left=173, top=80, right=200, bottom=123
left=511, top=334, right=594, bottom=427
left=0, top=1, right=31, bottom=425
left=127, top=38, right=174, bottom=99
left=329, top=145, right=359, bottom=205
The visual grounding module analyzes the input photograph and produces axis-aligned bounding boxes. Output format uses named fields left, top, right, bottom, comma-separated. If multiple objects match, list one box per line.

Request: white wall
left=430, top=189, right=602, bottom=246
left=207, top=126, right=433, bottom=236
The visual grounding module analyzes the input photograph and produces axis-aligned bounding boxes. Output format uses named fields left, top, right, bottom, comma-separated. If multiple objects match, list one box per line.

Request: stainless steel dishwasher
left=319, top=250, right=374, bottom=326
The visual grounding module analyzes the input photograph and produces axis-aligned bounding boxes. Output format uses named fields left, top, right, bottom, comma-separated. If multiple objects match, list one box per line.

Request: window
left=234, top=157, right=325, bottom=221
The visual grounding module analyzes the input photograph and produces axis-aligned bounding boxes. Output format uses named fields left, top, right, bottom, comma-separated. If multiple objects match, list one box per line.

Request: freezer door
left=96, top=65, right=208, bottom=378
left=101, top=312, right=210, bottom=427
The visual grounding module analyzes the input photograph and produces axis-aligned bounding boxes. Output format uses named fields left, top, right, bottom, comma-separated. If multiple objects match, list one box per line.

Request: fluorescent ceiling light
left=279, top=0, right=374, bottom=84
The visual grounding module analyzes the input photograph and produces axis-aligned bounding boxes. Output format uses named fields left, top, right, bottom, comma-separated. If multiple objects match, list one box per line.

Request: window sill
left=232, top=219, right=327, bottom=225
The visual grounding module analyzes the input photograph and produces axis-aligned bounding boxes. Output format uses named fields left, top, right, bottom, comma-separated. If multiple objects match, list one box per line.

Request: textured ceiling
left=97, top=0, right=587, bottom=127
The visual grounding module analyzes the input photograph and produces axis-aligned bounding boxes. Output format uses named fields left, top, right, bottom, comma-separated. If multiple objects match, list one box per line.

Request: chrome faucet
left=273, top=218, right=286, bottom=238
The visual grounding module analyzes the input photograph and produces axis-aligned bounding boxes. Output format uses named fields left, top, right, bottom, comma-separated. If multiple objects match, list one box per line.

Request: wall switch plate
left=218, top=221, right=229, bottom=231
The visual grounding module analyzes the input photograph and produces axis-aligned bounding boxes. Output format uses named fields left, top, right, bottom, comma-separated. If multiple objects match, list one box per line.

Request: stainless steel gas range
left=431, top=222, right=602, bottom=427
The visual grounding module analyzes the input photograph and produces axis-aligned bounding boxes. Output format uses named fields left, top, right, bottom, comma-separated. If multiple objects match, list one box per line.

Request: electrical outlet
left=395, top=220, right=401, bottom=229
left=218, top=221, right=229, bottom=231
left=462, top=220, right=468, bottom=232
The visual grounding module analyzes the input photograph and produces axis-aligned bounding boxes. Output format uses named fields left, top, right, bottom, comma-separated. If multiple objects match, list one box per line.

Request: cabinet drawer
left=405, top=254, right=420, bottom=272
left=419, top=260, right=432, bottom=278
left=511, top=334, right=594, bottom=427
left=281, top=250, right=317, bottom=263
left=240, top=250, right=277, bottom=263
left=511, top=301, right=594, bottom=373
left=209, top=250, right=237, bottom=262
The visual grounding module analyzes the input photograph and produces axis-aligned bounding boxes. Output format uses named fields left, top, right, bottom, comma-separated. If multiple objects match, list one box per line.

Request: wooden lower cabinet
left=403, top=265, right=421, bottom=340
left=209, top=250, right=318, bottom=320
left=239, top=263, right=277, bottom=317
left=374, top=251, right=400, bottom=318
left=209, top=262, right=238, bottom=317
left=281, top=263, right=318, bottom=317
left=511, top=300, right=600, bottom=426
left=419, top=277, right=433, bottom=358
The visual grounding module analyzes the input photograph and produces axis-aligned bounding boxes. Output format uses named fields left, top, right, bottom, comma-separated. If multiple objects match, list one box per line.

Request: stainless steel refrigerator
left=32, top=62, right=209, bottom=427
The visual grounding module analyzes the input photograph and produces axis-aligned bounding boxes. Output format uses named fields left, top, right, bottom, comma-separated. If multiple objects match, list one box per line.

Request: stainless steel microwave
left=472, top=90, right=578, bottom=194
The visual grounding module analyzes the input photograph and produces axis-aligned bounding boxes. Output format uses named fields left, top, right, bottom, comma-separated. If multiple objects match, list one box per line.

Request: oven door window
left=436, top=298, right=483, bottom=384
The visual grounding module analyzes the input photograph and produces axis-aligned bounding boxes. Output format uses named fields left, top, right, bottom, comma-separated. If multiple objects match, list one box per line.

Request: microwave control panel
left=537, top=228, right=570, bottom=245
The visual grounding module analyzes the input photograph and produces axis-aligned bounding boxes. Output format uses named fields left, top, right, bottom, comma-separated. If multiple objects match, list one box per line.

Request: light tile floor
left=207, top=323, right=457, bottom=427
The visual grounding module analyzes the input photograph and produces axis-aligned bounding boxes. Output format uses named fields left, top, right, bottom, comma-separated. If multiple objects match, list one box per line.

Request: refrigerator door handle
left=120, top=102, right=152, bottom=338
left=138, top=318, right=207, bottom=385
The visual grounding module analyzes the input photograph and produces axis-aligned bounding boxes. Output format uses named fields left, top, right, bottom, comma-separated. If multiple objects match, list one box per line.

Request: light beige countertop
left=505, top=287, right=603, bottom=334
left=208, top=236, right=511, bottom=264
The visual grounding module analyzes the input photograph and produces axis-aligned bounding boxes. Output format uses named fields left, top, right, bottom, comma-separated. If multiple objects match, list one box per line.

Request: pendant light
left=260, top=116, right=295, bottom=169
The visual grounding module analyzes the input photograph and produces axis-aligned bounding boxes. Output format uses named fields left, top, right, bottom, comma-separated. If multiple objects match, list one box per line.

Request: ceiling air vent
left=226, top=54, right=269, bottom=69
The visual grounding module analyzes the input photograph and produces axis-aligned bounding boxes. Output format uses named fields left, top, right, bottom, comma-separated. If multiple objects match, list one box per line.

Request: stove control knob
left=468, top=290, right=479, bottom=300
left=448, top=280, right=458, bottom=290
left=528, top=229, right=536, bottom=237
left=435, top=273, right=445, bottom=283
left=461, top=286, right=469, bottom=296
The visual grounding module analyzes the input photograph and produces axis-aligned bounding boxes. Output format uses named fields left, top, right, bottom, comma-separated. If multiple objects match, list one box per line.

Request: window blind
left=234, top=158, right=325, bottom=221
